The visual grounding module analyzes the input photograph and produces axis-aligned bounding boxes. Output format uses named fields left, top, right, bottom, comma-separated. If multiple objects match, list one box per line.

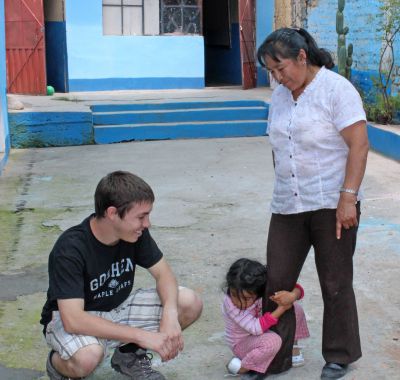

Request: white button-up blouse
left=267, top=66, right=366, bottom=215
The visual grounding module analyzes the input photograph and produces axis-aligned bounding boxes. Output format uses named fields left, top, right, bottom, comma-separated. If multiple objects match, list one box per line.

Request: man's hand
left=159, top=308, right=184, bottom=361
left=270, top=290, right=297, bottom=307
left=136, top=330, right=176, bottom=362
left=336, top=193, right=358, bottom=239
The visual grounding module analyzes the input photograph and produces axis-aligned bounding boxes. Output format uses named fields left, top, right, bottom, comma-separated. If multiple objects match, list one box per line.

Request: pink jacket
left=222, top=296, right=277, bottom=349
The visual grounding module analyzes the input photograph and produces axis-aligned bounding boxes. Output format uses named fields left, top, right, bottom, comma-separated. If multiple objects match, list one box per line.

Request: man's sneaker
left=46, top=351, right=69, bottom=380
left=321, top=362, right=348, bottom=380
left=111, top=347, right=166, bottom=379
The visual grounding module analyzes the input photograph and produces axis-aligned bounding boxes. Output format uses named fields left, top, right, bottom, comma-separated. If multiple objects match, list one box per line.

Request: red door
left=239, top=0, right=256, bottom=89
left=5, top=0, right=46, bottom=94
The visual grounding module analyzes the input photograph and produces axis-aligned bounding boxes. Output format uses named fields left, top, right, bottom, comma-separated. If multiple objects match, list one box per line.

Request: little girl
left=222, top=258, right=309, bottom=379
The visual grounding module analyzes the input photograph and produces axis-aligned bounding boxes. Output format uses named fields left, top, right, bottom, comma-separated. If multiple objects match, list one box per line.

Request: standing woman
left=257, top=28, right=369, bottom=380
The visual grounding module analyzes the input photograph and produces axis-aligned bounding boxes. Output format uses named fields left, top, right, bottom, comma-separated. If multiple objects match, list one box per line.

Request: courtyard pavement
left=7, top=86, right=273, bottom=112
left=0, top=133, right=399, bottom=379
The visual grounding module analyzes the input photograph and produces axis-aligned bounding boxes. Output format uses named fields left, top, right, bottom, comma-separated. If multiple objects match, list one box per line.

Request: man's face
left=114, top=202, right=153, bottom=243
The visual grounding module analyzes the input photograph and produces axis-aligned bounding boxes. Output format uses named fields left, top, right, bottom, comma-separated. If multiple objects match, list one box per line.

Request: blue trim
left=9, top=112, right=93, bottom=148
left=69, top=77, right=205, bottom=92
left=367, top=124, right=400, bottom=162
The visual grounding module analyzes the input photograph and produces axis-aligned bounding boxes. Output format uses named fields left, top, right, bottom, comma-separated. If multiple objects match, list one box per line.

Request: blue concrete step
left=94, top=120, right=268, bottom=144
left=91, top=100, right=267, bottom=113
left=92, top=106, right=267, bottom=125
left=92, top=100, right=269, bottom=144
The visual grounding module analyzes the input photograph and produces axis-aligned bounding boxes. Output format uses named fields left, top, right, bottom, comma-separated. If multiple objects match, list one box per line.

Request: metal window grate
left=160, top=0, right=202, bottom=35
left=103, top=0, right=201, bottom=36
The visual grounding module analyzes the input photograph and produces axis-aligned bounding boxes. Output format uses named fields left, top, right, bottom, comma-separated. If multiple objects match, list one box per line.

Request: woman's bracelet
left=340, top=187, right=358, bottom=196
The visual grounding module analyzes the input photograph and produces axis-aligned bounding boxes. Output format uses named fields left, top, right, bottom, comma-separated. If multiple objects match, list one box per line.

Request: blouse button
left=294, top=193, right=298, bottom=196
left=290, top=155, right=292, bottom=158
left=289, top=136, right=291, bottom=140
left=292, top=174, right=295, bottom=177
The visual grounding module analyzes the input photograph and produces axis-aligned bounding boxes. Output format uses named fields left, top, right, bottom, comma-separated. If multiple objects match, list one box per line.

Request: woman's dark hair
left=257, top=27, right=334, bottom=69
left=224, top=258, right=267, bottom=299
left=94, top=170, right=154, bottom=218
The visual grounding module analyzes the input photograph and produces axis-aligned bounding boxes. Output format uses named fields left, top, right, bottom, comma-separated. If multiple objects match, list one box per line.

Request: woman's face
left=264, top=52, right=307, bottom=93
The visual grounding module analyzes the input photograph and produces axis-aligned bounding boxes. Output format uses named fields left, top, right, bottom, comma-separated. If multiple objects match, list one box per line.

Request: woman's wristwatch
left=340, top=187, right=358, bottom=196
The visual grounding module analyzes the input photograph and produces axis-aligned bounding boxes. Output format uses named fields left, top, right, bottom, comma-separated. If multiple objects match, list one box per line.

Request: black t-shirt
left=40, top=215, right=163, bottom=332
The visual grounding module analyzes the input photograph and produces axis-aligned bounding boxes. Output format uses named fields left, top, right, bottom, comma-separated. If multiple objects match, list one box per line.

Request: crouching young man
left=40, top=171, right=203, bottom=380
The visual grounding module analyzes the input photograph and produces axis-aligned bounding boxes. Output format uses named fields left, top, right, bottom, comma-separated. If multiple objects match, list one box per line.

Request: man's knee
left=68, top=344, right=104, bottom=378
left=178, top=287, right=203, bottom=328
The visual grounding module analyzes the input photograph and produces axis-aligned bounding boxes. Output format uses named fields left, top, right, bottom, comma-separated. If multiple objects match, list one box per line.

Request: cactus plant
left=336, top=0, right=353, bottom=79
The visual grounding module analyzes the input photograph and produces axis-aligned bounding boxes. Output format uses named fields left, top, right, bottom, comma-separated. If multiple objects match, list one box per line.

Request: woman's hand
left=270, top=290, right=297, bottom=307
left=336, top=120, right=368, bottom=239
left=336, top=192, right=358, bottom=239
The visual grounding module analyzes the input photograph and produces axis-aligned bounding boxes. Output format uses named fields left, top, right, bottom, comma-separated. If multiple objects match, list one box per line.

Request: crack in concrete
left=0, top=265, right=47, bottom=301
left=9, top=154, right=37, bottom=267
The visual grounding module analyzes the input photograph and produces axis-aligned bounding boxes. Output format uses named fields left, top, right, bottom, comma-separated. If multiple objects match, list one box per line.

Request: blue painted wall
left=367, top=125, right=400, bottom=161
left=64, top=0, right=204, bottom=91
left=306, top=0, right=400, bottom=99
left=0, top=0, right=10, bottom=174
left=256, top=0, right=274, bottom=86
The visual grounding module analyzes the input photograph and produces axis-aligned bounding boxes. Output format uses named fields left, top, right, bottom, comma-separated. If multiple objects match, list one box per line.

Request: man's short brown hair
left=94, top=171, right=154, bottom=218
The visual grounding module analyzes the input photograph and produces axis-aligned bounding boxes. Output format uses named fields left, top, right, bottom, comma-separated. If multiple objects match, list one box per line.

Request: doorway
left=203, top=0, right=256, bottom=89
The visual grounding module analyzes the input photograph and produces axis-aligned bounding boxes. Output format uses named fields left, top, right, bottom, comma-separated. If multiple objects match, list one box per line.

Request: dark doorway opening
left=203, top=0, right=242, bottom=87
left=44, top=0, right=68, bottom=92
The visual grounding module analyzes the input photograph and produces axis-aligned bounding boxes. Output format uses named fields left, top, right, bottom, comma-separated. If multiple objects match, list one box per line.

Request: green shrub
left=365, top=93, right=400, bottom=124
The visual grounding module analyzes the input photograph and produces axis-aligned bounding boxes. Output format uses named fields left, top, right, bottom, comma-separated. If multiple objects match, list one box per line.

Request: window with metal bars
left=160, top=0, right=202, bottom=35
left=102, top=0, right=202, bottom=36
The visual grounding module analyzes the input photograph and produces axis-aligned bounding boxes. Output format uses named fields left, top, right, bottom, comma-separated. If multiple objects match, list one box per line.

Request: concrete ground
left=0, top=136, right=399, bottom=380
left=7, top=86, right=273, bottom=112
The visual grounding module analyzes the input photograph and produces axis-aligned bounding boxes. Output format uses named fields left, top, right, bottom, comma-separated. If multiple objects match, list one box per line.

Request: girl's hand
left=270, top=290, right=297, bottom=306
left=271, top=304, right=293, bottom=319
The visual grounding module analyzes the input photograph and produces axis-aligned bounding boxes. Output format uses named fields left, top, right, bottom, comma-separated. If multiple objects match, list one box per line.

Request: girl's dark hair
left=224, top=258, right=267, bottom=298
left=94, top=171, right=154, bottom=218
left=257, top=27, right=334, bottom=69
